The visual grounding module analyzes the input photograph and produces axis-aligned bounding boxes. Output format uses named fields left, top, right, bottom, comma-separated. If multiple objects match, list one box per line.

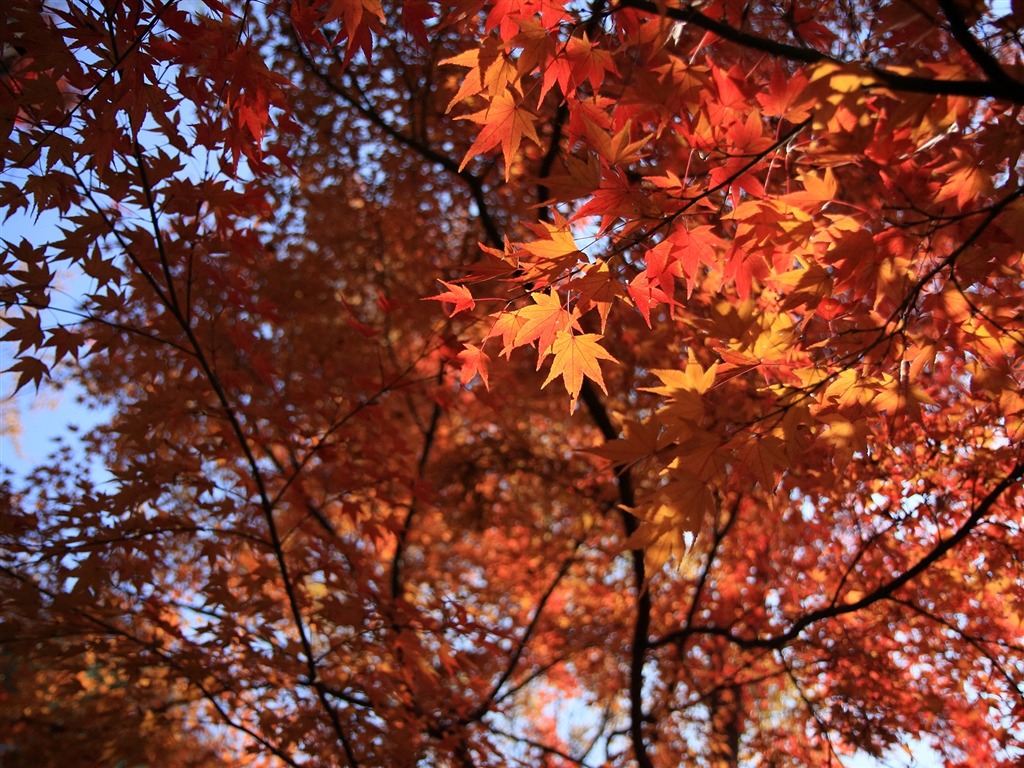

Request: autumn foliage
left=2, top=0, right=1024, bottom=765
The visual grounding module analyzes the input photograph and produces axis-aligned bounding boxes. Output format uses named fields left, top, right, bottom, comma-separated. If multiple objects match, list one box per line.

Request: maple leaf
left=936, top=149, right=993, bottom=210
left=400, top=0, right=435, bottom=47
left=627, top=267, right=675, bottom=327
left=541, top=330, right=618, bottom=407
left=443, top=38, right=517, bottom=110
left=584, top=119, right=650, bottom=166
left=568, top=261, right=620, bottom=331
left=565, top=33, right=617, bottom=93
left=541, top=152, right=601, bottom=202
left=645, top=357, right=718, bottom=398
left=731, top=434, right=787, bottom=490
left=816, top=412, right=871, bottom=472
left=456, top=88, right=541, bottom=180
left=510, top=17, right=559, bottom=103
left=457, top=343, right=491, bottom=389
left=586, top=418, right=669, bottom=467
left=770, top=261, right=833, bottom=312
left=426, top=279, right=476, bottom=315
left=487, top=310, right=531, bottom=358
left=6, top=355, right=49, bottom=394
left=2, top=312, right=45, bottom=353
left=756, top=65, right=813, bottom=122
left=642, top=356, right=719, bottom=425
left=514, top=217, right=585, bottom=288
left=624, top=475, right=714, bottom=571
left=666, top=225, right=720, bottom=296
left=506, top=289, right=580, bottom=358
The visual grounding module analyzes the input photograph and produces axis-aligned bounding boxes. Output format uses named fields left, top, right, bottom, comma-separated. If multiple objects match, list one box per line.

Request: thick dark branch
left=579, top=379, right=621, bottom=446
left=936, top=0, right=1022, bottom=91
left=488, top=724, right=588, bottom=765
left=681, top=496, right=741, bottom=631
left=615, top=0, right=829, bottom=63
left=889, top=595, right=1024, bottom=708
left=868, top=70, right=1023, bottom=102
left=286, top=29, right=504, bottom=248
left=613, top=0, right=1024, bottom=104
left=626, top=541, right=654, bottom=768
left=653, top=461, right=1024, bottom=651
left=581, top=377, right=651, bottom=767
left=535, top=101, right=570, bottom=224
left=391, top=365, right=445, bottom=600
left=579, top=374, right=652, bottom=768
left=112, top=110, right=360, bottom=765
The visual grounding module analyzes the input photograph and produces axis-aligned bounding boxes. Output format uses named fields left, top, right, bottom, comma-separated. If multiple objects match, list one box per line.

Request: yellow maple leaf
left=644, top=354, right=718, bottom=397
left=624, top=475, right=713, bottom=571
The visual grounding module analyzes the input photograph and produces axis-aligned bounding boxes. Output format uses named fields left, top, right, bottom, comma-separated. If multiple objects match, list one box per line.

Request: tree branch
left=286, top=28, right=505, bottom=248
left=652, top=461, right=1024, bottom=651
left=936, top=0, right=1021, bottom=91
left=613, top=0, right=1024, bottom=104
left=391, top=364, right=445, bottom=600
left=0, top=564, right=302, bottom=767
left=469, top=543, right=580, bottom=721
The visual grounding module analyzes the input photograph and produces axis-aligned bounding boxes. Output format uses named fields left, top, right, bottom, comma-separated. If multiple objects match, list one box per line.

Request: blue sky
left=1, top=206, right=112, bottom=483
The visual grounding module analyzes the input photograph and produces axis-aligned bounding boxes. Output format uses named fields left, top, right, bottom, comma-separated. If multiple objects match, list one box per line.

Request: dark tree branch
left=615, top=0, right=831, bottom=63
left=936, top=0, right=1021, bottom=91
left=469, top=543, right=580, bottom=720
left=889, top=595, right=1024, bottom=709
left=681, top=495, right=741, bottom=631
left=652, top=461, right=1024, bottom=651
left=778, top=651, right=846, bottom=764
left=286, top=28, right=505, bottom=248
left=95, top=64, right=363, bottom=761
left=613, top=0, right=1024, bottom=104
left=391, top=364, right=445, bottom=600
left=579, top=384, right=653, bottom=768
left=488, top=724, right=589, bottom=765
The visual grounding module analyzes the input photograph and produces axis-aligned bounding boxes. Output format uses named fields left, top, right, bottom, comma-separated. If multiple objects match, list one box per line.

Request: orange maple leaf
left=541, top=330, right=618, bottom=407
left=509, top=290, right=580, bottom=358
left=443, top=38, right=516, bottom=110
left=426, top=280, right=476, bottom=315
left=937, top=152, right=992, bottom=210
left=585, top=119, right=650, bottom=166
left=515, top=217, right=585, bottom=288
left=457, top=344, right=491, bottom=389
left=756, top=65, right=813, bottom=122
left=457, top=89, right=540, bottom=181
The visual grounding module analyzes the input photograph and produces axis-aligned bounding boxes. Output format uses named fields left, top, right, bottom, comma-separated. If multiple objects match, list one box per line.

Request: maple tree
left=2, top=0, right=1024, bottom=765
